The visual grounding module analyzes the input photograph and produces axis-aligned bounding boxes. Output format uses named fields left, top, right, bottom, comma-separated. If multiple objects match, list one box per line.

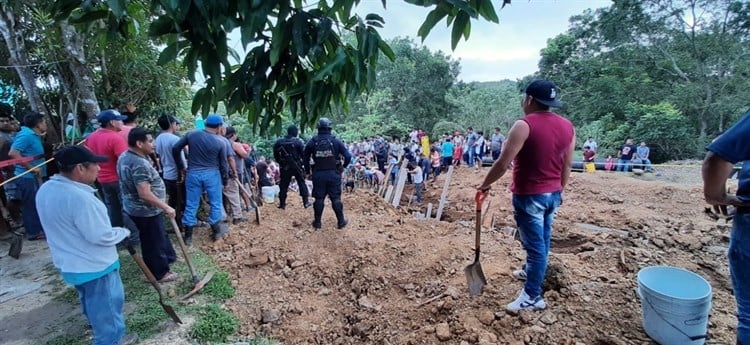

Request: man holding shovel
left=478, top=80, right=575, bottom=312
left=118, top=128, right=178, bottom=283
left=36, top=145, right=138, bottom=345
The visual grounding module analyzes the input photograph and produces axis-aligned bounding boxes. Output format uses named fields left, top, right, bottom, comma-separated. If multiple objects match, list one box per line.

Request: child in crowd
left=430, top=148, right=441, bottom=180
left=583, top=145, right=596, bottom=173
left=604, top=155, right=615, bottom=171
left=407, top=163, right=424, bottom=205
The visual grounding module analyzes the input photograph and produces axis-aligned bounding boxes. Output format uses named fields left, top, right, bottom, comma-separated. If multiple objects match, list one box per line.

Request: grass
left=189, top=304, right=239, bottom=343
left=46, top=240, right=239, bottom=344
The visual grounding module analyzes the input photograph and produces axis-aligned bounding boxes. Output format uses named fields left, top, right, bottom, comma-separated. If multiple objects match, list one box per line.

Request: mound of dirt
left=196, top=168, right=737, bottom=344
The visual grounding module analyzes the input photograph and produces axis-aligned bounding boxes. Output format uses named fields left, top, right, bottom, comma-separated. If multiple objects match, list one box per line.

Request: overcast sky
left=354, top=0, right=612, bottom=82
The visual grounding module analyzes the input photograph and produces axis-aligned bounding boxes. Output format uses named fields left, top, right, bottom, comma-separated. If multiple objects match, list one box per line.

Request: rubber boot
left=277, top=199, right=286, bottom=209
left=332, top=199, right=347, bottom=229
left=211, top=222, right=229, bottom=241
left=183, top=226, right=194, bottom=246
left=312, top=198, right=324, bottom=229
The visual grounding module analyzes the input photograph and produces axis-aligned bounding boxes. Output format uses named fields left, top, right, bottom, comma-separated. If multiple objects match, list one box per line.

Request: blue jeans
left=513, top=192, right=562, bottom=299
left=616, top=159, right=631, bottom=172
left=730, top=212, right=750, bottom=344
left=636, top=158, right=653, bottom=171
left=16, top=177, right=43, bottom=239
left=75, top=269, right=126, bottom=345
left=183, top=170, right=223, bottom=226
left=468, top=148, right=475, bottom=167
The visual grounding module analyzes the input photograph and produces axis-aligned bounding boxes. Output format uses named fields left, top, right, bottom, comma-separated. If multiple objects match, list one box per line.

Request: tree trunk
left=0, top=6, right=60, bottom=142
left=60, top=20, right=100, bottom=120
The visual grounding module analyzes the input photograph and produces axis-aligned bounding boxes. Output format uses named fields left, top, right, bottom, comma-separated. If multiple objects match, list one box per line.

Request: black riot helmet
left=317, top=117, right=333, bottom=130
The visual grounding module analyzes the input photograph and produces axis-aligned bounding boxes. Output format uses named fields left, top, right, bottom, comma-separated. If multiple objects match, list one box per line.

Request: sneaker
left=506, top=289, right=546, bottom=312
left=232, top=217, right=248, bottom=225
left=312, top=221, right=321, bottom=229
left=337, top=218, right=348, bottom=229
left=512, top=269, right=527, bottom=281
left=303, top=201, right=312, bottom=209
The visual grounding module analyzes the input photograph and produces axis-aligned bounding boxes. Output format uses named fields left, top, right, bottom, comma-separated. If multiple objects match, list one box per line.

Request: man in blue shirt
left=37, top=145, right=136, bottom=345
left=704, top=110, right=750, bottom=345
left=172, top=113, right=229, bottom=244
left=635, top=141, right=653, bottom=172
left=9, top=112, right=46, bottom=240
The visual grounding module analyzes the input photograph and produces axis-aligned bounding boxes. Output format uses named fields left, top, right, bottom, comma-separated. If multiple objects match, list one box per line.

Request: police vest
left=276, top=137, right=302, bottom=168
left=312, top=136, right=338, bottom=171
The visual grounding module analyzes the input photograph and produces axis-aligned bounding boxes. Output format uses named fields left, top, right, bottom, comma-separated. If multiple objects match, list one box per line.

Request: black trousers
left=129, top=214, right=177, bottom=280
left=164, top=179, right=185, bottom=227
left=278, top=168, right=309, bottom=204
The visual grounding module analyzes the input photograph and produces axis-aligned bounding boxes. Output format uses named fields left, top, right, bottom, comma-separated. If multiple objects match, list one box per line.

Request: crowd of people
left=1, top=76, right=749, bottom=345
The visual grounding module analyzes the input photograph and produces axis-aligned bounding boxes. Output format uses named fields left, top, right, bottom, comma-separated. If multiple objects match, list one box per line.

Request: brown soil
left=196, top=166, right=737, bottom=345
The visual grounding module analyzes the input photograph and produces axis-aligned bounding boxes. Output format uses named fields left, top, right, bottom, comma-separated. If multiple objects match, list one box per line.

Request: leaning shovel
left=126, top=244, right=182, bottom=324
left=464, top=190, right=488, bottom=296
left=167, top=218, right=214, bottom=300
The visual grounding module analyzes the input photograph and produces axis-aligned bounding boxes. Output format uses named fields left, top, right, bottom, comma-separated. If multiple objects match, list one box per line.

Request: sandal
left=157, top=272, right=178, bottom=283
left=28, top=233, right=46, bottom=241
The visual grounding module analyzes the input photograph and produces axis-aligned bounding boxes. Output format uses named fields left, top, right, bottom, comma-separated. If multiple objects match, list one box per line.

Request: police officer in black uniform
left=303, top=118, right=352, bottom=229
left=273, top=124, right=311, bottom=209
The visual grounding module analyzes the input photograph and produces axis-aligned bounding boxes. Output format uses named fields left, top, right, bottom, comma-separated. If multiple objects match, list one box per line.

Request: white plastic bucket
left=261, top=186, right=279, bottom=204
left=637, top=266, right=712, bottom=345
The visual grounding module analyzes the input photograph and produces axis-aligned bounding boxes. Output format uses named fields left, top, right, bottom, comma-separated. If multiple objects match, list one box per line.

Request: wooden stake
left=391, top=160, right=409, bottom=208
left=435, top=166, right=453, bottom=221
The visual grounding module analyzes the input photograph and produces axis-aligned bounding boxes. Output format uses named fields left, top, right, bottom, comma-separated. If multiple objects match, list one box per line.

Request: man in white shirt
left=36, top=145, right=137, bottom=345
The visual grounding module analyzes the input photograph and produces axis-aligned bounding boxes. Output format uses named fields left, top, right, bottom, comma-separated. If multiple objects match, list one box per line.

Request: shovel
left=235, top=178, right=261, bottom=225
left=126, top=244, right=182, bottom=324
left=464, top=190, right=488, bottom=296
left=167, top=218, right=214, bottom=299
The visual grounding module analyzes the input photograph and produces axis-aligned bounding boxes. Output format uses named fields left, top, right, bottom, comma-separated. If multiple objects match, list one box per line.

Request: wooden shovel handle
left=127, top=244, right=158, bottom=284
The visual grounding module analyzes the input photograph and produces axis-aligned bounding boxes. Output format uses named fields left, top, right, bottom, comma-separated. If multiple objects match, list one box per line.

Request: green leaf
left=365, top=13, right=385, bottom=23
left=149, top=16, right=176, bottom=37
left=477, top=0, right=499, bottom=23
left=69, top=9, right=109, bottom=24
left=270, top=19, right=289, bottom=65
left=54, top=0, right=85, bottom=20
left=417, top=8, right=447, bottom=41
left=445, top=0, right=477, bottom=17
left=106, top=0, right=126, bottom=17
left=451, top=11, right=470, bottom=50
left=377, top=37, right=395, bottom=61
left=313, top=48, right=347, bottom=81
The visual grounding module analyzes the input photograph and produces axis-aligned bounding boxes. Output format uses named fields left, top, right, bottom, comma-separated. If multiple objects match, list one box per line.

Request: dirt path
left=0, top=240, right=86, bottom=344
left=197, top=166, right=737, bottom=345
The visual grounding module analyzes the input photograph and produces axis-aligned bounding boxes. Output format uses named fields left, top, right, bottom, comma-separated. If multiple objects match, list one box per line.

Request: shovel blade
left=161, top=303, right=182, bottom=324
left=7, top=232, right=22, bottom=259
left=463, top=261, right=487, bottom=296
left=181, top=271, right=214, bottom=300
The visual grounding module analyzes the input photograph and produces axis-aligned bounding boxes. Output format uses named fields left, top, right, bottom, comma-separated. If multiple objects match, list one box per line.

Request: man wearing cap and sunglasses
left=478, top=79, right=575, bottom=313
left=36, top=145, right=138, bottom=345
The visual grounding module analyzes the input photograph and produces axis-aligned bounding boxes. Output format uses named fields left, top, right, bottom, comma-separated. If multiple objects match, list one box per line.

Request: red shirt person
left=478, top=80, right=575, bottom=312
left=85, top=110, right=132, bottom=234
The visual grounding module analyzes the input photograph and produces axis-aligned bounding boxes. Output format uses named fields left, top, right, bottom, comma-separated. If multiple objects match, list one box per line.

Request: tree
left=537, top=0, right=750, bottom=158
left=0, top=1, right=53, bottom=134
left=54, top=0, right=509, bottom=134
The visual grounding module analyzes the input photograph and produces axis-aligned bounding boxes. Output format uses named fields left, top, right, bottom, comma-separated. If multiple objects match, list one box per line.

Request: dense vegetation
left=1, top=0, right=748, bottom=162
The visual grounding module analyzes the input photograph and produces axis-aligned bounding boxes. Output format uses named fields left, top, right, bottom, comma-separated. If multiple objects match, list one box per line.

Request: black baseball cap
left=54, top=145, right=108, bottom=168
left=525, top=80, right=563, bottom=108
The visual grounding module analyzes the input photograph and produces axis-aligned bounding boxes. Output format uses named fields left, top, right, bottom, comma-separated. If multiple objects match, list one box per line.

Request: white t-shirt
left=411, top=166, right=424, bottom=184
